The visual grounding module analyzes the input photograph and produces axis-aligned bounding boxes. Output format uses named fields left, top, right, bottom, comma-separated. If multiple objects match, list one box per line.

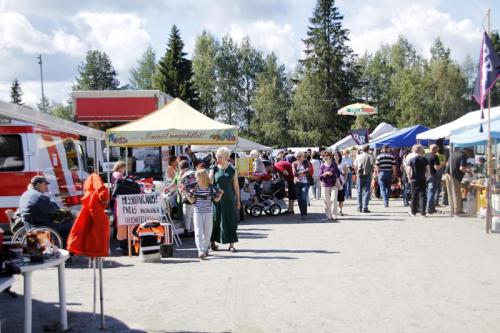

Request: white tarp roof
left=416, top=106, right=500, bottom=141
left=330, top=123, right=398, bottom=151
left=0, top=100, right=105, bottom=140
left=369, top=122, right=398, bottom=139
left=192, top=137, right=272, bottom=152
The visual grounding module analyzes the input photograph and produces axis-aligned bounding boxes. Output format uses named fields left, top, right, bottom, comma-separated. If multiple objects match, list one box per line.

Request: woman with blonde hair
left=210, top=147, right=241, bottom=252
left=111, top=161, right=126, bottom=184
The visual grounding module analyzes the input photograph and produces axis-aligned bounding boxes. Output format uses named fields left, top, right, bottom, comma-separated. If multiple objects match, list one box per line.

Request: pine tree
left=290, top=0, right=359, bottom=145
left=74, top=50, right=120, bottom=90
left=192, top=30, right=219, bottom=118
left=129, top=46, right=156, bottom=90
left=153, top=25, right=198, bottom=107
left=37, top=96, right=51, bottom=113
left=9, top=78, right=23, bottom=105
left=251, top=53, right=291, bottom=147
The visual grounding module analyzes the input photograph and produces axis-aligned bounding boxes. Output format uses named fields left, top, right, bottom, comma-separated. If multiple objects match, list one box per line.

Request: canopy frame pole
left=486, top=8, right=493, bottom=233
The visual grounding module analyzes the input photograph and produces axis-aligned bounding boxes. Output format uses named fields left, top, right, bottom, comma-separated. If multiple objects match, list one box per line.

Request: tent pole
left=125, top=148, right=128, bottom=177
left=486, top=9, right=492, bottom=234
left=106, top=143, right=111, bottom=188
left=98, top=257, right=105, bottom=329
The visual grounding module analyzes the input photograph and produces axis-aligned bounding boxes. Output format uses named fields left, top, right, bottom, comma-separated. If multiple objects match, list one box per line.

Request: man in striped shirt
left=375, top=144, right=396, bottom=207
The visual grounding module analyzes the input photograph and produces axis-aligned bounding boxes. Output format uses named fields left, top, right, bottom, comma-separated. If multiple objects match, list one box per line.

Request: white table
left=0, top=275, right=15, bottom=292
left=19, top=250, right=70, bottom=333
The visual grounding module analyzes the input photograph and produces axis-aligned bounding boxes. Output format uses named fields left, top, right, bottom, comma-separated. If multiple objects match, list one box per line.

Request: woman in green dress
left=210, top=147, right=241, bottom=252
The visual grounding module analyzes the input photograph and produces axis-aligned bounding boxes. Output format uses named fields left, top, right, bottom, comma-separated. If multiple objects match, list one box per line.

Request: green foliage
left=291, top=0, right=359, bottom=145
left=153, top=25, right=198, bottom=107
left=37, top=96, right=51, bottom=113
left=489, top=30, right=500, bottom=107
left=192, top=31, right=219, bottom=118
left=215, top=35, right=242, bottom=125
left=9, top=78, right=23, bottom=105
left=129, top=46, right=156, bottom=89
left=50, top=104, right=73, bottom=121
left=251, top=53, right=291, bottom=147
left=75, top=50, right=119, bottom=90
left=238, top=37, right=265, bottom=136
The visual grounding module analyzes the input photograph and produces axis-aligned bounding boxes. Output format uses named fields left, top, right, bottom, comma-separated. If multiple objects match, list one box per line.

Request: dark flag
left=473, top=31, right=500, bottom=110
left=350, top=128, right=369, bottom=145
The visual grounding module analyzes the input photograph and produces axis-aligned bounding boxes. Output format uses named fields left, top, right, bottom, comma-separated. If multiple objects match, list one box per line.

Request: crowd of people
left=15, top=143, right=489, bottom=261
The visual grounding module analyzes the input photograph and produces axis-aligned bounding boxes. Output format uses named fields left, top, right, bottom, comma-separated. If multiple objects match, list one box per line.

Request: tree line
left=8, top=0, right=500, bottom=147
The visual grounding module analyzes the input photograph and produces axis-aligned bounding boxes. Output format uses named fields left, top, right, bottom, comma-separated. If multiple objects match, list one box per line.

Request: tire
left=249, top=205, right=263, bottom=217
left=268, top=204, right=281, bottom=216
left=245, top=205, right=252, bottom=216
left=14, top=226, right=64, bottom=249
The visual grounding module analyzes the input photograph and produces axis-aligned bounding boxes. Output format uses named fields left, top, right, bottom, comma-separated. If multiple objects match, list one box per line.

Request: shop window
left=0, top=134, right=24, bottom=171
left=63, top=139, right=80, bottom=171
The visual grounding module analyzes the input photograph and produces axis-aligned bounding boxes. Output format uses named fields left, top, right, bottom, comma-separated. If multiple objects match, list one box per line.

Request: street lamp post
left=37, top=54, right=46, bottom=113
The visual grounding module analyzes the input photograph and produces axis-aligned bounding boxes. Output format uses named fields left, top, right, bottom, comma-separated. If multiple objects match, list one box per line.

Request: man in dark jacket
left=19, top=176, right=72, bottom=241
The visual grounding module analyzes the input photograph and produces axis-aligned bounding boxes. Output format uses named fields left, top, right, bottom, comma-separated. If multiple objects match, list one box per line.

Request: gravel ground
left=2, top=195, right=500, bottom=333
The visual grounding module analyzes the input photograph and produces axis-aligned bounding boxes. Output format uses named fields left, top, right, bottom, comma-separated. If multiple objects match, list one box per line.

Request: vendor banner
left=473, top=31, right=500, bottom=109
left=107, top=128, right=238, bottom=147
left=350, top=128, right=369, bottom=145
left=116, top=193, right=163, bottom=226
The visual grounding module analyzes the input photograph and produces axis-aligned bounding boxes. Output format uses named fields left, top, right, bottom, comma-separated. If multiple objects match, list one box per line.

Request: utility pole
left=37, top=54, right=46, bottom=113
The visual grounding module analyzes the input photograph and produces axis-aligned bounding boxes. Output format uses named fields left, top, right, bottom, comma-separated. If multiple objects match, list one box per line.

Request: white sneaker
left=408, top=211, right=416, bottom=217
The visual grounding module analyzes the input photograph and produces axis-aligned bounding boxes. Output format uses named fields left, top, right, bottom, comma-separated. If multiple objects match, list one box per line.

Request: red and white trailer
left=0, top=101, right=105, bottom=229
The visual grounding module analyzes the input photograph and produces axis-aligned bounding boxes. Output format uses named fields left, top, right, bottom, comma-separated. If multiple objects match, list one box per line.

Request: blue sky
left=0, top=0, right=498, bottom=107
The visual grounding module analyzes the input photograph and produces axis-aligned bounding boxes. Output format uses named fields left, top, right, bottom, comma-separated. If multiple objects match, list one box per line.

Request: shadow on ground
left=0, top=294, right=144, bottom=332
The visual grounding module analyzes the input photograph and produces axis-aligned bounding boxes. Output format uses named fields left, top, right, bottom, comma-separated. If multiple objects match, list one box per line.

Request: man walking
left=407, top=145, right=430, bottom=216
left=354, top=145, right=375, bottom=213
left=342, top=149, right=353, bottom=199
left=375, top=144, right=396, bottom=207
left=425, top=144, right=442, bottom=214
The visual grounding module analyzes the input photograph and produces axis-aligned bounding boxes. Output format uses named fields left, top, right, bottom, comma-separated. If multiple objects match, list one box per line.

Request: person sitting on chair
left=19, top=176, right=73, bottom=245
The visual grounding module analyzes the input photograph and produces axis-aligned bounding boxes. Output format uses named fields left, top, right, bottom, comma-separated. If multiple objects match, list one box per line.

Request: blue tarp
left=450, top=118, right=500, bottom=147
left=369, top=125, right=430, bottom=148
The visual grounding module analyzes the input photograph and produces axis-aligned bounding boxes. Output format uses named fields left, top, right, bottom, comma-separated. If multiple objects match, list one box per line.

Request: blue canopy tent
left=369, top=125, right=430, bottom=148
left=450, top=118, right=500, bottom=147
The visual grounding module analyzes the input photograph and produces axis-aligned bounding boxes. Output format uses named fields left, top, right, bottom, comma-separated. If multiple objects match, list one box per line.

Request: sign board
left=102, top=162, right=114, bottom=172
left=116, top=193, right=163, bottom=226
left=236, top=157, right=253, bottom=177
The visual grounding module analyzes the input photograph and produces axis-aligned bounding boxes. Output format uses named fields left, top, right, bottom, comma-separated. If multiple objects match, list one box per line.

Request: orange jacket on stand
left=67, top=173, right=110, bottom=257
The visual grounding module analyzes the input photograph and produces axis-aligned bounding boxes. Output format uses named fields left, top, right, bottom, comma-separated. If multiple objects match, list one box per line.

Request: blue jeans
left=345, top=172, right=353, bottom=198
left=378, top=171, right=392, bottom=206
left=434, top=171, right=443, bottom=206
left=426, top=176, right=438, bottom=213
left=403, top=180, right=411, bottom=206
left=357, top=175, right=371, bottom=210
left=295, top=182, right=310, bottom=216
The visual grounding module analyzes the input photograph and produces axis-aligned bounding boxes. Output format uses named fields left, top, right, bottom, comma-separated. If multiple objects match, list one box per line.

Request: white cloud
left=347, top=3, right=482, bottom=61
left=0, top=11, right=86, bottom=56
left=226, top=20, right=301, bottom=69
left=0, top=80, right=73, bottom=108
left=74, top=12, right=151, bottom=81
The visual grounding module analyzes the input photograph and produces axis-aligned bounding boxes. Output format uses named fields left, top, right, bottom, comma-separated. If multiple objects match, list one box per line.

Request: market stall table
left=19, top=249, right=70, bottom=333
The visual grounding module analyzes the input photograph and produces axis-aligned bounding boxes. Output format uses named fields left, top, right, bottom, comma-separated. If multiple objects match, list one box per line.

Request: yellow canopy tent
left=106, top=98, right=238, bottom=147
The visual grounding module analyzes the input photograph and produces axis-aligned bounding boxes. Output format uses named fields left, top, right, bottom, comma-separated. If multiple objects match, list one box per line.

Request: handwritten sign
left=116, top=193, right=163, bottom=226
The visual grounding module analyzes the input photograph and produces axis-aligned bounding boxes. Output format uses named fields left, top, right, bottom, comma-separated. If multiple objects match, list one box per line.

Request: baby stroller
left=245, top=177, right=286, bottom=217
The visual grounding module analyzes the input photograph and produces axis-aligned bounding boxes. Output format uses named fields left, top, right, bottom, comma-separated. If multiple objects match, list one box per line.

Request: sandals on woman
left=229, top=246, right=237, bottom=253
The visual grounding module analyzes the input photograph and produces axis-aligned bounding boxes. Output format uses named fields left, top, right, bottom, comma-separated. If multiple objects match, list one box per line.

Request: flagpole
left=486, top=8, right=493, bottom=233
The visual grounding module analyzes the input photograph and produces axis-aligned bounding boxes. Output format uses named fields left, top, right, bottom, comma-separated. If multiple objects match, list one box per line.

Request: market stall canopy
left=369, top=125, right=429, bottom=148
left=369, top=122, right=398, bottom=139
left=338, top=103, right=377, bottom=116
left=330, top=123, right=398, bottom=151
left=450, top=118, right=500, bottom=147
left=0, top=100, right=105, bottom=140
left=416, top=106, right=500, bottom=141
left=106, top=98, right=238, bottom=147
left=192, top=137, right=272, bottom=152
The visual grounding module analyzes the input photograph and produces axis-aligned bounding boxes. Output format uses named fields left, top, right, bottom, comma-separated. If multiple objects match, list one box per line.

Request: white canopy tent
left=416, top=106, right=500, bottom=141
left=192, top=137, right=272, bottom=153
left=330, top=122, right=398, bottom=151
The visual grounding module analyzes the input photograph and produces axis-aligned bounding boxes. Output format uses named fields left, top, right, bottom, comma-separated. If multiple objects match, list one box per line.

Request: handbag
left=112, top=177, right=141, bottom=197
